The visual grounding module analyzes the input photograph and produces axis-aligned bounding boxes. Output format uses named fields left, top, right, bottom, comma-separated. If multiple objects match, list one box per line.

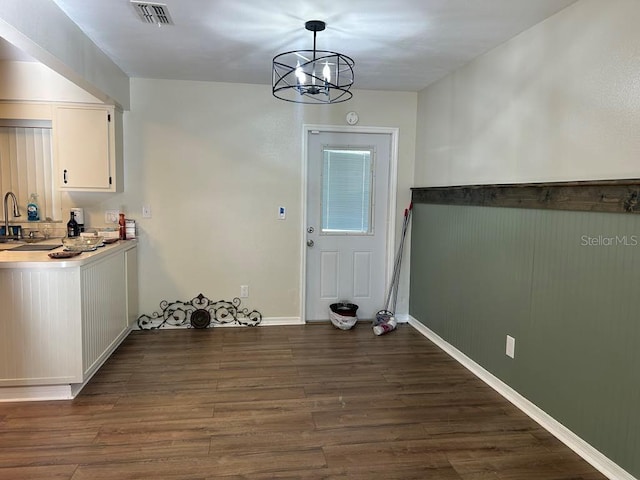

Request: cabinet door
left=56, top=106, right=114, bottom=190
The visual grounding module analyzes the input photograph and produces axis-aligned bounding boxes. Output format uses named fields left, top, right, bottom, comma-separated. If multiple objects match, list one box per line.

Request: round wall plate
left=346, top=111, right=359, bottom=125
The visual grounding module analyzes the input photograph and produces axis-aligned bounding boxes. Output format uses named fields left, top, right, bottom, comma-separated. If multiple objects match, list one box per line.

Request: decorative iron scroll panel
left=137, top=293, right=262, bottom=330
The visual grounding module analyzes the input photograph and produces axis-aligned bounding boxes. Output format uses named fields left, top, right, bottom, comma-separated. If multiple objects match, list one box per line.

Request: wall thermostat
left=346, top=111, right=359, bottom=125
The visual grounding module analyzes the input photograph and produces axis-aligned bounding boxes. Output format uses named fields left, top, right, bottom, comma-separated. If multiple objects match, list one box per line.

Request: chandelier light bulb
left=295, top=62, right=306, bottom=85
left=323, top=62, right=331, bottom=82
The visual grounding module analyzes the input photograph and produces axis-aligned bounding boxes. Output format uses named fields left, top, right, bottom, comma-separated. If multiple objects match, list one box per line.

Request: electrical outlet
left=240, top=285, right=249, bottom=298
left=506, top=335, right=515, bottom=359
left=105, top=210, right=119, bottom=224
left=142, top=205, right=152, bottom=218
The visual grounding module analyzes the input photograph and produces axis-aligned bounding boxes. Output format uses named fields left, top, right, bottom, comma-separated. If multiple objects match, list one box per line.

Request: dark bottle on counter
left=67, top=211, right=80, bottom=238
left=118, top=213, right=126, bottom=240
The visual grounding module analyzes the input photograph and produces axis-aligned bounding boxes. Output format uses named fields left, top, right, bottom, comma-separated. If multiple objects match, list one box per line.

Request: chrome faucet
left=3, top=191, right=21, bottom=240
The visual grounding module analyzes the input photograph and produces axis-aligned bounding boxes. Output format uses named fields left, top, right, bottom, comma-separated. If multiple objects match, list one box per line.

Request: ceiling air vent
left=131, top=1, right=174, bottom=26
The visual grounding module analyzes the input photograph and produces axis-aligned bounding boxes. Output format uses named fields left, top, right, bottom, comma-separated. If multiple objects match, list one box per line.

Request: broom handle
left=391, top=205, right=412, bottom=312
left=385, top=203, right=412, bottom=312
left=384, top=209, right=408, bottom=310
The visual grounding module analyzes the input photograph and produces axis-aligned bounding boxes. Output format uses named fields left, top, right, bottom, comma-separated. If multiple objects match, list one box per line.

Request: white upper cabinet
left=54, top=104, right=123, bottom=192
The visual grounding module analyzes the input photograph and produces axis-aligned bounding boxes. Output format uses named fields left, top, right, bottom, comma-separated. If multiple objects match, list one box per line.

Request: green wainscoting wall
left=410, top=203, right=640, bottom=477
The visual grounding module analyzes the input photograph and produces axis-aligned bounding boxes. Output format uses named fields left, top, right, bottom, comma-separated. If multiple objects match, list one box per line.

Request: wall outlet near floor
left=506, top=335, right=516, bottom=359
left=240, top=285, right=249, bottom=298
left=105, top=210, right=119, bottom=224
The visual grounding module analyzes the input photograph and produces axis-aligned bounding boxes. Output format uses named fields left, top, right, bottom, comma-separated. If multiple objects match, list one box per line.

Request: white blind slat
left=321, top=149, right=373, bottom=233
left=0, top=127, right=55, bottom=221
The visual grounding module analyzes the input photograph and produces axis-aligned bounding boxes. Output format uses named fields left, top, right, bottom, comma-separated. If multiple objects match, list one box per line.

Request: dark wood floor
left=0, top=324, right=607, bottom=479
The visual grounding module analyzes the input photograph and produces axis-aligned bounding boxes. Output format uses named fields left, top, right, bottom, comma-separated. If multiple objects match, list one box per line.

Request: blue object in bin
left=0, top=225, right=22, bottom=238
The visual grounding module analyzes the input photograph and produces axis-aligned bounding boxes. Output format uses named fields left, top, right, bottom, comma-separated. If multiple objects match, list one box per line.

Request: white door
left=305, top=130, right=391, bottom=321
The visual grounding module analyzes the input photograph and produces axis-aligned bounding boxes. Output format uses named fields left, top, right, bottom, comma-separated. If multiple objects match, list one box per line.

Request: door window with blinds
left=321, top=147, right=374, bottom=235
left=0, top=124, right=58, bottom=221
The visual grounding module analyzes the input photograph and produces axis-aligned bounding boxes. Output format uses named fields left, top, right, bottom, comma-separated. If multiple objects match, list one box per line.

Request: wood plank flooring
left=0, top=324, right=607, bottom=479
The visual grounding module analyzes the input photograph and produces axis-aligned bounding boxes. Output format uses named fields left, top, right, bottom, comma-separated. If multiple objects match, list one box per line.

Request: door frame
left=300, top=124, right=399, bottom=322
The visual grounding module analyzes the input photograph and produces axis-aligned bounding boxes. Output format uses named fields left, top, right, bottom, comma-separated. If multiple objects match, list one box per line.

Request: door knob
left=307, top=227, right=315, bottom=233
left=306, top=239, right=314, bottom=247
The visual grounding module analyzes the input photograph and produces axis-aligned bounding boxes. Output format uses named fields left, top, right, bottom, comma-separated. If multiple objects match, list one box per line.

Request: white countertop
left=0, top=239, right=137, bottom=269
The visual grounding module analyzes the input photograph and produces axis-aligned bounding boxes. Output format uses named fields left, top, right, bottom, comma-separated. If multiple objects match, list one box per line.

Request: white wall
left=0, top=0, right=129, bottom=108
left=0, top=61, right=100, bottom=103
left=79, top=79, right=417, bottom=320
left=415, top=0, right=640, bottom=186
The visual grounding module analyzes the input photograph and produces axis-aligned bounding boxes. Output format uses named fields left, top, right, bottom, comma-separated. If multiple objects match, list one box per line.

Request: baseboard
left=407, top=316, right=637, bottom=480
left=0, top=385, right=74, bottom=402
left=260, top=317, right=304, bottom=326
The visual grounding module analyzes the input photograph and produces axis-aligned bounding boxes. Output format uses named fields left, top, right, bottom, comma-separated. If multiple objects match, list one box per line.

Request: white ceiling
left=34, top=0, right=578, bottom=92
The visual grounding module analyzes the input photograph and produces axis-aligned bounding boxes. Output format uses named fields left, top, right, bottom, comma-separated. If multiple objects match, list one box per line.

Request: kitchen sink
left=0, top=237, right=44, bottom=244
left=23, top=237, right=46, bottom=243
left=10, top=243, right=61, bottom=251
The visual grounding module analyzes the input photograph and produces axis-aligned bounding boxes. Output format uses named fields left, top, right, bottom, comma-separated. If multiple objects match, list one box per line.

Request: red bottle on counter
left=118, top=213, right=126, bottom=240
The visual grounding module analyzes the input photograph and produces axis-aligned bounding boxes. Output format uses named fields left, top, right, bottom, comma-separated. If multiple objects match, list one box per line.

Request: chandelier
left=272, top=20, right=355, bottom=104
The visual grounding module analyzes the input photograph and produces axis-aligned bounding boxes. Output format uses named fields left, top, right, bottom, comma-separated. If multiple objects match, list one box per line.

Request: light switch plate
left=506, top=335, right=516, bottom=358
left=278, top=206, right=286, bottom=220
left=105, top=210, right=119, bottom=224
left=142, top=205, right=152, bottom=218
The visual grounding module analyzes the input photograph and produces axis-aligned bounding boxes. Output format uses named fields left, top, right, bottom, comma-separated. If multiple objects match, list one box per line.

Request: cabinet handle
left=63, top=169, right=68, bottom=184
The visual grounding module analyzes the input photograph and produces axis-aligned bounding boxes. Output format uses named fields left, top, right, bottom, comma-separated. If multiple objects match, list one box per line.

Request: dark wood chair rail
left=412, top=179, right=640, bottom=214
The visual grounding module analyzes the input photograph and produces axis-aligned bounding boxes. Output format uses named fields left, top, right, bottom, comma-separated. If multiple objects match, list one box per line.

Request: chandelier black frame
left=272, top=20, right=354, bottom=104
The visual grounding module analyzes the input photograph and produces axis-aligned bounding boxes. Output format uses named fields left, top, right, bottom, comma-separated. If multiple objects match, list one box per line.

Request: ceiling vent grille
left=131, top=1, right=174, bottom=25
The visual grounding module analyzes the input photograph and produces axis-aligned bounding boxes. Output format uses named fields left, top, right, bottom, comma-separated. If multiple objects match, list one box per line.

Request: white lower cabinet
left=80, top=248, right=129, bottom=379
left=125, top=246, right=139, bottom=327
left=0, top=242, right=137, bottom=401
left=0, top=268, right=83, bottom=386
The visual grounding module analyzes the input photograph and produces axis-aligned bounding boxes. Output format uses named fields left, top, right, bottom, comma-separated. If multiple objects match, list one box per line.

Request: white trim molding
left=407, top=316, right=637, bottom=480
left=0, top=385, right=74, bottom=402
left=260, top=317, right=303, bottom=326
